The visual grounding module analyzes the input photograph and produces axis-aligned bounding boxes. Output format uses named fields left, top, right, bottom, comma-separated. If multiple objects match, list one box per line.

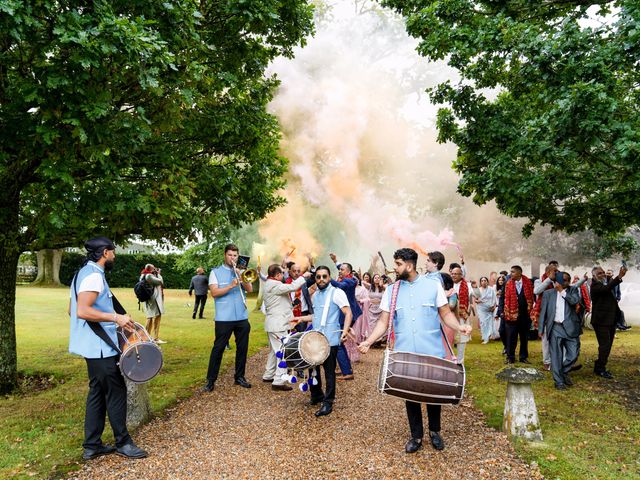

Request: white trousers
left=263, top=330, right=288, bottom=385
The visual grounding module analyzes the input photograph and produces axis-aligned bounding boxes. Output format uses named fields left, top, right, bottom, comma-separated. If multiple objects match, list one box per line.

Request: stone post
left=496, top=367, right=544, bottom=441
left=126, top=380, right=152, bottom=430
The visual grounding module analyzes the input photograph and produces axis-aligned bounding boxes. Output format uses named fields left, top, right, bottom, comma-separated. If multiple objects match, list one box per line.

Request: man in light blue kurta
left=69, top=237, right=147, bottom=460
left=359, top=248, right=471, bottom=453
left=293, top=266, right=352, bottom=417
left=203, top=243, right=254, bottom=392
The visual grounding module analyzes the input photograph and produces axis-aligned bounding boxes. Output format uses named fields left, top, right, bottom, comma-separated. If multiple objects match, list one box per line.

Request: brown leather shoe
left=271, top=384, right=293, bottom=391
left=336, top=374, right=354, bottom=381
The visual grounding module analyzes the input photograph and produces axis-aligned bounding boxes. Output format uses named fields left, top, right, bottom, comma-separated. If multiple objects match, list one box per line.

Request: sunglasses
left=315, top=274, right=329, bottom=279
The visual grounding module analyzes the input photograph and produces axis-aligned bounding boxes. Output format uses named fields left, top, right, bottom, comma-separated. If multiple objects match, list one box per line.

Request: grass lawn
left=1, top=287, right=268, bottom=479
left=2, top=288, right=639, bottom=479
left=464, top=324, right=640, bottom=480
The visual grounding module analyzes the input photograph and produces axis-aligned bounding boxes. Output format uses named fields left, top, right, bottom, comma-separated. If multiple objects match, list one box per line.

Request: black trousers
left=406, top=401, right=441, bottom=439
left=505, top=316, right=531, bottom=362
left=193, top=295, right=207, bottom=317
left=84, top=356, right=132, bottom=449
left=593, top=323, right=617, bottom=372
left=498, top=317, right=506, bottom=348
left=310, top=346, right=338, bottom=405
left=206, top=319, right=251, bottom=383
left=294, top=310, right=310, bottom=333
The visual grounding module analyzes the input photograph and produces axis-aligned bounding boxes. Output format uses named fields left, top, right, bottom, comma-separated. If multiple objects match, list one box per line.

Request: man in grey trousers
left=537, top=271, right=584, bottom=390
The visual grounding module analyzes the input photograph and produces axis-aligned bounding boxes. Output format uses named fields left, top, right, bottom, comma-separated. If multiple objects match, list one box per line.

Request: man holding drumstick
left=70, top=237, right=148, bottom=460
left=358, top=248, right=471, bottom=453
left=293, top=266, right=352, bottom=417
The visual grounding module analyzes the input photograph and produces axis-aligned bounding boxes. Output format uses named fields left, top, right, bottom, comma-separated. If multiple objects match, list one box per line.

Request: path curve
left=70, top=349, right=542, bottom=479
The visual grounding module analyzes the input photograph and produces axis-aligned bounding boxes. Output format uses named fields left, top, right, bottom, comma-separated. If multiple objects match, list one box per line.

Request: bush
left=60, top=252, right=202, bottom=289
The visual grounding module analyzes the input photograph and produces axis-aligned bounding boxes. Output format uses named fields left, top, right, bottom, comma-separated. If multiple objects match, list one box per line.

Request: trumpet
left=241, top=269, right=258, bottom=283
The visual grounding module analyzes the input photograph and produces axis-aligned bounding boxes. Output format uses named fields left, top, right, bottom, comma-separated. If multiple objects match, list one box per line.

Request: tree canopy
left=0, top=0, right=314, bottom=393
left=383, top=0, right=640, bottom=237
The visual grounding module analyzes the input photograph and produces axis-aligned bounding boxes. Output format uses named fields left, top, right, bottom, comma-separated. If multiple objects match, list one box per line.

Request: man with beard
left=358, top=248, right=471, bottom=452
left=69, top=237, right=148, bottom=460
left=293, top=266, right=352, bottom=417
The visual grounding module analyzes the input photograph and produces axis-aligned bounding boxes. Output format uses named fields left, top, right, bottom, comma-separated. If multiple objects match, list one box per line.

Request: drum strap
left=386, top=279, right=458, bottom=363
left=319, top=286, right=335, bottom=328
left=73, top=271, right=123, bottom=353
left=387, top=281, right=401, bottom=350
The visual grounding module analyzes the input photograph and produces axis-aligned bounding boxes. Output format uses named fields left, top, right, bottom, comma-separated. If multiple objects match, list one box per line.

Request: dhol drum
left=282, top=331, right=330, bottom=370
left=117, top=322, right=163, bottom=383
left=377, top=349, right=465, bottom=405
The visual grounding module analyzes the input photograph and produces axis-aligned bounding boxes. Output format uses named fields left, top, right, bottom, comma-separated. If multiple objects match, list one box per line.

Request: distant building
left=65, top=241, right=155, bottom=255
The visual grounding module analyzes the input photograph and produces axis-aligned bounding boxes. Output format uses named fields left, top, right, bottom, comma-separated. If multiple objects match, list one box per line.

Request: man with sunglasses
left=293, top=266, right=352, bottom=417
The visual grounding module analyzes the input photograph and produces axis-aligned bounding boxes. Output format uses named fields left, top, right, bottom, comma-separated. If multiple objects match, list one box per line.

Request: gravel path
left=70, top=348, right=542, bottom=479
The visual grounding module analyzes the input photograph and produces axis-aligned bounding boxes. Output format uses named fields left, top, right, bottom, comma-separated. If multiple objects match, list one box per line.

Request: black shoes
left=234, top=377, right=252, bottom=388
left=116, top=442, right=148, bottom=459
left=519, top=358, right=531, bottom=364
left=595, top=370, right=613, bottom=379
left=555, top=383, right=568, bottom=390
left=430, top=431, right=445, bottom=450
left=192, top=314, right=196, bottom=319
left=262, top=378, right=274, bottom=383
left=315, top=403, right=333, bottom=417
left=505, top=358, right=515, bottom=365
left=563, top=376, right=573, bottom=386
left=569, top=364, right=582, bottom=372
left=202, top=381, right=214, bottom=392
left=405, top=438, right=423, bottom=453
left=272, top=384, right=293, bottom=391
left=309, top=398, right=323, bottom=406
left=82, top=444, right=116, bottom=460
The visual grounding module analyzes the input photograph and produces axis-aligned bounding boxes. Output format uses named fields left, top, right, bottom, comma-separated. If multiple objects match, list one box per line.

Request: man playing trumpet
left=203, top=244, right=253, bottom=392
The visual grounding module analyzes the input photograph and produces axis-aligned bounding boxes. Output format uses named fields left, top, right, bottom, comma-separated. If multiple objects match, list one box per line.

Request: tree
left=0, top=1, right=314, bottom=393
left=383, top=0, right=640, bottom=237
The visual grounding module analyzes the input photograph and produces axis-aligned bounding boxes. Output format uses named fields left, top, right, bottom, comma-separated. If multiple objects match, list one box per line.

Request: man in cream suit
left=537, top=271, right=584, bottom=390
left=262, top=264, right=311, bottom=390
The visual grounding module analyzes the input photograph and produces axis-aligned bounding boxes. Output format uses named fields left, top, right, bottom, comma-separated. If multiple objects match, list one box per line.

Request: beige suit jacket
left=263, top=276, right=306, bottom=333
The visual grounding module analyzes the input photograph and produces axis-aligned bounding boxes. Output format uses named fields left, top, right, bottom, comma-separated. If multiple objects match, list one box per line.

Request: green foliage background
left=59, top=252, right=197, bottom=289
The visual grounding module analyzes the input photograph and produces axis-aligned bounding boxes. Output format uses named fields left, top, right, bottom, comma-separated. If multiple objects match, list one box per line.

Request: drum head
left=299, top=331, right=330, bottom=366
left=120, top=342, right=163, bottom=383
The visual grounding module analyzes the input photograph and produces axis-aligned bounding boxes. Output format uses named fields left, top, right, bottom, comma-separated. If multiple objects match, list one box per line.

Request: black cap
left=84, top=236, right=115, bottom=253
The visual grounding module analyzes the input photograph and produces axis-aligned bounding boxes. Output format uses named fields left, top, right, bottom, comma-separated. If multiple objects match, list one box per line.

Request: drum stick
left=377, top=251, right=389, bottom=271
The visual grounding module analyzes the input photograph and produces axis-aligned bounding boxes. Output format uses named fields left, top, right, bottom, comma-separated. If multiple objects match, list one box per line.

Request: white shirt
left=516, top=279, right=523, bottom=294
left=380, top=281, right=448, bottom=312
left=79, top=272, right=104, bottom=293
left=554, top=290, right=567, bottom=323
left=209, top=265, right=232, bottom=286
left=319, top=287, right=349, bottom=309
left=70, top=262, right=105, bottom=297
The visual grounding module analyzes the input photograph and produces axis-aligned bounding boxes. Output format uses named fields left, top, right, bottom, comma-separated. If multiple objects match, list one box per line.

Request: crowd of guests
left=144, top=251, right=633, bottom=394
left=456, top=259, right=630, bottom=390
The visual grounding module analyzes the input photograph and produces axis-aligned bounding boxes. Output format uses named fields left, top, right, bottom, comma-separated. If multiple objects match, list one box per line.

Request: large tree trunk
left=31, top=249, right=63, bottom=286
left=0, top=198, right=21, bottom=394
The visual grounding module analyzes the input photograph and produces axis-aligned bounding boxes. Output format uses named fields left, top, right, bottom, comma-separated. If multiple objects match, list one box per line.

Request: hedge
left=60, top=252, right=203, bottom=289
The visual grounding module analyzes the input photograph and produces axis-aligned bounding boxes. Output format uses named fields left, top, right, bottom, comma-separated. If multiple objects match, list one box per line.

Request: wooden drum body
left=378, top=350, right=465, bottom=405
left=117, top=322, right=163, bottom=383
left=283, top=331, right=330, bottom=370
